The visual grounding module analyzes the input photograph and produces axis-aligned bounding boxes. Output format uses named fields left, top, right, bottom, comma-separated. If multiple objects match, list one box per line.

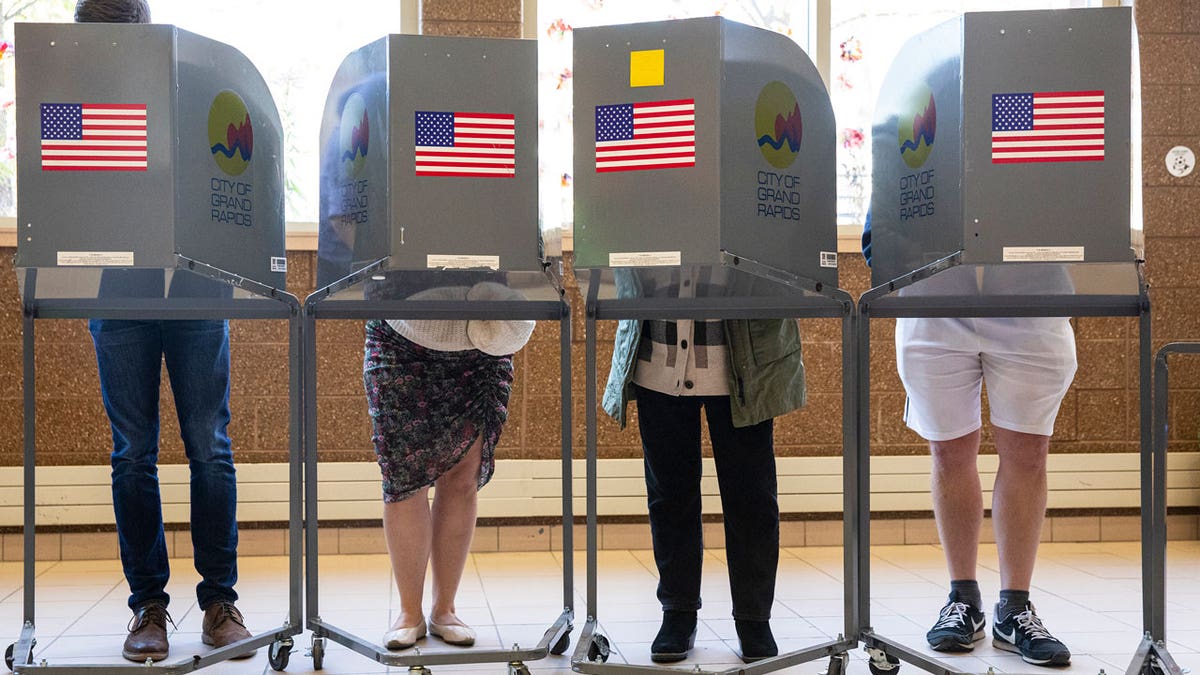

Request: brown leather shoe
left=122, top=602, right=171, bottom=662
left=202, top=601, right=256, bottom=659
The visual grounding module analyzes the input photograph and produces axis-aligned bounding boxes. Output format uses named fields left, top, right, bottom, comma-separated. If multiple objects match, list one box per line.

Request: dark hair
left=74, top=0, right=151, bottom=24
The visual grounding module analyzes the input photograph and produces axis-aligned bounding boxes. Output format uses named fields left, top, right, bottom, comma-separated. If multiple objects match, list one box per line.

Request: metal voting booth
left=572, top=17, right=858, bottom=675
left=305, top=34, right=573, bottom=674
left=855, top=8, right=1176, bottom=675
left=11, top=23, right=302, bottom=674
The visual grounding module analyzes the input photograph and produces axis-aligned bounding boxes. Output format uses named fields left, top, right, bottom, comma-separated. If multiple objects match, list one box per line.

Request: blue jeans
left=633, top=386, right=779, bottom=621
left=89, top=319, right=239, bottom=611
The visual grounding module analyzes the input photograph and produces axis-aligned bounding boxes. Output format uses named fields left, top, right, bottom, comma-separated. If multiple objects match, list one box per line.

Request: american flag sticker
left=414, top=111, right=515, bottom=178
left=41, top=103, right=148, bottom=171
left=991, top=90, right=1104, bottom=164
left=595, top=98, right=695, bottom=172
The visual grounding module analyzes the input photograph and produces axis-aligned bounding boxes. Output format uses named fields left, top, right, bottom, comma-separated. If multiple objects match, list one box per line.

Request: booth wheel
left=822, top=653, right=849, bottom=675
left=550, top=625, right=573, bottom=655
left=508, top=662, right=531, bottom=675
left=310, top=636, right=325, bottom=670
left=865, top=648, right=900, bottom=675
left=5, top=643, right=13, bottom=672
left=267, top=637, right=294, bottom=671
left=586, top=634, right=610, bottom=663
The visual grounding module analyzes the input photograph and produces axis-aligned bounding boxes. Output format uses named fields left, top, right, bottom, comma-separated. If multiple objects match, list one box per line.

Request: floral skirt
left=363, top=319, right=513, bottom=502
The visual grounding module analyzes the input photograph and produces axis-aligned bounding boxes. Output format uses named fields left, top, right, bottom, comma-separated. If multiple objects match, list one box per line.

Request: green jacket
left=601, top=316, right=807, bottom=429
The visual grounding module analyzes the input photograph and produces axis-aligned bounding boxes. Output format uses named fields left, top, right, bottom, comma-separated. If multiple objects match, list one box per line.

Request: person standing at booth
left=602, top=269, right=806, bottom=664
left=76, top=0, right=254, bottom=663
left=363, top=279, right=534, bottom=650
left=863, top=213, right=1074, bottom=667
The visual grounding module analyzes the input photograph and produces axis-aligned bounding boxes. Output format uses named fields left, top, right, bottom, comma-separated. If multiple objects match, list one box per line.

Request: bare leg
left=930, top=429, right=983, bottom=581
left=384, top=487, right=432, bottom=631
left=429, top=435, right=484, bottom=626
left=991, top=427, right=1050, bottom=591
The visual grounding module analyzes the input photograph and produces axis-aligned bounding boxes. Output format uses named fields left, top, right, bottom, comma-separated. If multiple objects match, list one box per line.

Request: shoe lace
left=212, top=602, right=246, bottom=628
left=933, top=601, right=971, bottom=630
left=1013, top=607, right=1055, bottom=642
left=128, top=604, right=175, bottom=633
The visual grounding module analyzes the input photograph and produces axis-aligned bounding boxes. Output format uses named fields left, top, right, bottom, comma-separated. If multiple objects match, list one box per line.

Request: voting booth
left=571, top=17, right=857, bottom=675
left=855, top=9, right=1165, bottom=675
left=10, top=22, right=300, bottom=673
left=573, top=16, right=838, bottom=292
left=867, top=7, right=1138, bottom=294
left=315, top=34, right=551, bottom=293
left=304, top=34, right=572, bottom=674
left=16, top=23, right=287, bottom=299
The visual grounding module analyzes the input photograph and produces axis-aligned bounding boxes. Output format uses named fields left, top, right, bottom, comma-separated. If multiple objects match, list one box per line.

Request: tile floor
left=0, top=541, right=1196, bottom=674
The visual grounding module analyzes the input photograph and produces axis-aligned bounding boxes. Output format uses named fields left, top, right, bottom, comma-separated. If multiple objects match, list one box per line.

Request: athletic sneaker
left=926, top=594, right=986, bottom=652
left=992, top=602, right=1071, bottom=666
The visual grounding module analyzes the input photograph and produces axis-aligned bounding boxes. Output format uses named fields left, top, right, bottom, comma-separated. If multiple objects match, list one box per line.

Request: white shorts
left=895, top=317, right=1077, bottom=441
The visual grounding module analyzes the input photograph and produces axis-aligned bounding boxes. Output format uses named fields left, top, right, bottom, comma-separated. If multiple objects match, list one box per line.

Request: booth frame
left=1122, top=341, right=1200, bottom=675
left=301, top=266, right=575, bottom=675
left=853, top=256, right=1177, bottom=675
left=9, top=261, right=305, bottom=674
left=572, top=258, right=860, bottom=675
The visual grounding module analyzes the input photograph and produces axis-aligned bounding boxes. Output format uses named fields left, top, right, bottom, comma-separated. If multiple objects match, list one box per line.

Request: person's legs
left=991, top=427, right=1048, bottom=592
left=705, top=396, right=778, bottom=661
left=429, top=434, right=484, bottom=630
left=90, top=319, right=171, bottom=611
left=162, top=319, right=238, bottom=609
left=384, top=487, right=433, bottom=631
left=635, top=386, right=703, bottom=662
left=635, top=386, right=704, bottom=612
left=930, top=429, right=984, bottom=583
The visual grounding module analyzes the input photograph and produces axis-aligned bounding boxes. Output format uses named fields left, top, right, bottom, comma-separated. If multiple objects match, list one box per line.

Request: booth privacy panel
left=869, top=7, right=1134, bottom=288
left=572, top=16, right=838, bottom=287
left=14, top=22, right=286, bottom=291
left=317, top=34, right=541, bottom=291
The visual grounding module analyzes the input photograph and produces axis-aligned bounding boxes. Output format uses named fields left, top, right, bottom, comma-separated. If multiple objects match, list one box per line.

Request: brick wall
left=0, top=0, right=1196, bottom=506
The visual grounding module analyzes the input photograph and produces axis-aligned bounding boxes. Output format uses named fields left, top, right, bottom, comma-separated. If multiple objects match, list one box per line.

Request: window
left=537, top=0, right=814, bottom=248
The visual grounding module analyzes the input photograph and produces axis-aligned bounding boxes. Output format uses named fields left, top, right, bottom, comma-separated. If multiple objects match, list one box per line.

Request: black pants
left=634, top=385, right=779, bottom=621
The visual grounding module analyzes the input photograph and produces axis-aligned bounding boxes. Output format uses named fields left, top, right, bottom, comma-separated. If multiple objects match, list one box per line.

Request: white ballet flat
left=429, top=619, right=476, bottom=646
left=383, top=619, right=427, bottom=650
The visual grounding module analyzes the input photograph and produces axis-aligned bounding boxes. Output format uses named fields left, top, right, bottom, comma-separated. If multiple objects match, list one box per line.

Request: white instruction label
left=1002, top=246, right=1085, bottom=262
left=609, top=251, right=682, bottom=267
left=270, top=256, right=288, bottom=273
left=820, top=251, right=838, bottom=268
left=427, top=254, right=501, bottom=270
left=57, top=251, right=134, bottom=266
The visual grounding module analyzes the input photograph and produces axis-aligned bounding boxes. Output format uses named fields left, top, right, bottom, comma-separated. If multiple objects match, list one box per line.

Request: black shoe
left=735, top=620, right=778, bottom=663
left=926, top=594, right=986, bottom=652
left=650, top=610, right=697, bottom=663
left=992, top=602, right=1071, bottom=666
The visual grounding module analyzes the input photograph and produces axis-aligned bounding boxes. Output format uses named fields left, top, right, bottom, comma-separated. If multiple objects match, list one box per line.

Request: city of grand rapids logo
left=754, top=81, right=802, bottom=169
left=208, top=90, right=253, bottom=176
left=898, top=86, right=936, bottom=169
left=340, top=93, right=369, bottom=179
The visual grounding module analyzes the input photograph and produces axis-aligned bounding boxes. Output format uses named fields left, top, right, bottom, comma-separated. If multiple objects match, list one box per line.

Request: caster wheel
left=823, top=653, right=849, bottom=675
left=550, top=625, right=572, bottom=656
left=866, top=652, right=900, bottom=675
left=5, top=643, right=14, bottom=671
left=407, top=667, right=432, bottom=675
left=268, top=637, right=294, bottom=671
left=587, top=634, right=610, bottom=663
left=311, top=636, right=325, bottom=670
left=508, top=663, right=531, bottom=675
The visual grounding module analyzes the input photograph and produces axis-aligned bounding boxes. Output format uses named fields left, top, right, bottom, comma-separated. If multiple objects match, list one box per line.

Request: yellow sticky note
left=629, top=49, right=665, bottom=88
